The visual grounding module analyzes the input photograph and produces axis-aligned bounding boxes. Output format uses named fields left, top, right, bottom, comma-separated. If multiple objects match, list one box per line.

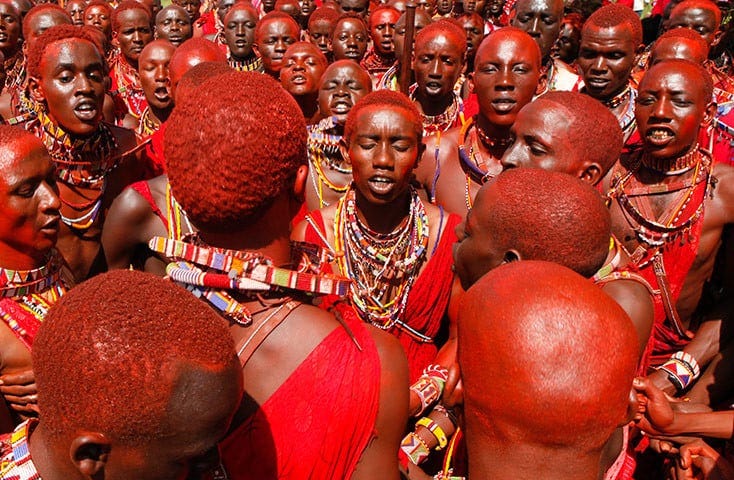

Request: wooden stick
left=399, top=1, right=416, bottom=95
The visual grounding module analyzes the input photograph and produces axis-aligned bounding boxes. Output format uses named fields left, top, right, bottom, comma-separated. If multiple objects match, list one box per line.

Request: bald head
left=169, top=37, right=227, bottom=94
left=458, top=261, right=638, bottom=475
left=651, top=27, right=709, bottom=65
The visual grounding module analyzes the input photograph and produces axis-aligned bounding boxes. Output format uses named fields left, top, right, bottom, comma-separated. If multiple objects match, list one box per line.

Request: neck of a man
left=28, top=423, right=84, bottom=480
left=475, top=113, right=512, bottom=144
left=355, top=187, right=412, bottom=234
left=122, top=54, right=138, bottom=71
left=468, top=439, right=604, bottom=480
left=231, top=51, right=257, bottom=63
left=415, top=90, right=454, bottom=116
left=149, top=104, right=172, bottom=124
left=198, top=195, right=295, bottom=266
left=295, top=93, right=319, bottom=120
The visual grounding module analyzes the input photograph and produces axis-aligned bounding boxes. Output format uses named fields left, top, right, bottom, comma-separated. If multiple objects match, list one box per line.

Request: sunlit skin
left=412, top=33, right=464, bottom=115
left=556, top=20, right=580, bottom=64
left=84, top=4, right=111, bottom=39
left=155, top=5, right=192, bottom=47
left=0, top=2, right=21, bottom=58
left=25, top=9, right=72, bottom=51
left=331, top=17, right=368, bottom=61
left=461, top=14, right=484, bottom=65
left=223, top=4, right=257, bottom=60
left=173, top=0, right=201, bottom=22
left=280, top=42, right=326, bottom=118
left=115, top=8, right=153, bottom=68
left=317, top=60, right=372, bottom=125
left=138, top=0, right=162, bottom=19
left=369, top=8, right=400, bottom=56
left=393, top=9, right=430, bottom=60
left=577, top=24, right=640, bottom=101
left=510, top=0, right=563, bottom=59
left=254, top=17, right=299, bottom=76
left=668, top=6, right=720, bottom=46
left=215, top=0, right=235, bottom=23
left=339, top=0, right=368, bottom=17
left=649, top=37, right=708, bottom=65
left=64, top=0, right=86, bottom=26
left=138, top=40, right=175, bottom=121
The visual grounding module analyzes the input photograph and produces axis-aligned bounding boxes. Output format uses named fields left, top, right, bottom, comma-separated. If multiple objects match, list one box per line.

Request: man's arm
left=602, top=279, right=655, bottom=358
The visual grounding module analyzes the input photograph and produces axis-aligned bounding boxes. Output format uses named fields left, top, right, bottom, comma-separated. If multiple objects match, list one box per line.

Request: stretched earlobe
left=70, top=433, right=112, bottom=477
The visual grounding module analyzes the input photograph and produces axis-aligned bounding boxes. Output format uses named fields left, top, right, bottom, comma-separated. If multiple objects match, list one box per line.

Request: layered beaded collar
left=0, top=250, right=66, bottom=298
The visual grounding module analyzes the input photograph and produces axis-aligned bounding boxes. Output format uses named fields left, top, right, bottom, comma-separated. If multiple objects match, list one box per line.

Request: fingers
left=0, top=383, right=37, bottom=397
left=0, top=370, right=35, bottom=386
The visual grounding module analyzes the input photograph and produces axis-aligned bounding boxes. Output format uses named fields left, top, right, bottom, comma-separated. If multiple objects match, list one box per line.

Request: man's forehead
left=514, top=0, right=561, bottom=14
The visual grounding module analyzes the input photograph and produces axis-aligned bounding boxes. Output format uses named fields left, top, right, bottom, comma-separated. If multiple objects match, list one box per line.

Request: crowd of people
left=0, top=0, right=732, bottom=476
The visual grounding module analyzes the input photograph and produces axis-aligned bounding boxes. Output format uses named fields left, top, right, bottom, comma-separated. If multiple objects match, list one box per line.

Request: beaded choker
left=307, top=116, right=351, bottom=207
left=149, top=235, right=351, bottom=325
left=603, top=85, right=632, bottom=110
left=333, top=186, right=429, bottom=329
left=410, top=88, right=464, bottom=135
left=229, top=55, right=264, bottom=73
left=138, top=107, right=161, bottom=137
left=3, top=51, right=24, bottom=92
left=641, top=143, right=701, bottom=175
left=0, top=250, right=66, bottom=298
left=110, top=54, right=146, bottom=118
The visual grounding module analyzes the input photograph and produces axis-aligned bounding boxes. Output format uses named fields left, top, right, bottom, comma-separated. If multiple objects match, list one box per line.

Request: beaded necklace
left=110, top=54, right=147, bottom=118
left=229, top=54, right=264, bottom=73
left=377, top=63, right=399, bottom=91
left=457, top=116, right=508, bottom=209
left=333, top=186, right=429, bottom=329
left=137, top=107, right=161, bottom=137
left=409, top=87, right=464, bottom=135
left=603, top=84, right=632, bottom=109
left=149, top=235, right=351, bottom=325
left=3, top=50, right=24, bottom=92
left=0, top=250, right=71, bottom=349
left=307, top=116, right=351, bottom=207
left=32, top=111, right=120, bottom=230
left=608, top=146, right=714, bottom=264
left=165, top=182, right=194, bottom=240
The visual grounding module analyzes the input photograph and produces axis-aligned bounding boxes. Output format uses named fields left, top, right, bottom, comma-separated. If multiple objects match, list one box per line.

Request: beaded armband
left=417, top=416, right=449, bottom=450
left=400, top=432, right=431, bottom=465
left=410, top=364, right=449, bottom=417
left=657, top=351, right=701, bottom=394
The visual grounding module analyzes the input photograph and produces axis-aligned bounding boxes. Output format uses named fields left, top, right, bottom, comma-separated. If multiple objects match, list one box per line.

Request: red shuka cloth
left=219, top=309, right=381, bottom=479
left=304, top=210, right=460, bottom=382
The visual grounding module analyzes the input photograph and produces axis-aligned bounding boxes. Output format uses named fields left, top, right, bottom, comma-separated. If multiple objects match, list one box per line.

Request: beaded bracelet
left=410, top=364, right=450, bottom=417
left=417, top=416, right=449, bottom=450
left=400, top=432, right=431, bottom=465
left=657, top=351, right=701, bottom=394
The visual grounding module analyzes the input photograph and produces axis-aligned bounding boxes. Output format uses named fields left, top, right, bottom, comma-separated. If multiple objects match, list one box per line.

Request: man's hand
left=678, top=439, right=734, bottom=480
left=0, top=370, right=39, bottom=415
left=634, top=377, right=676, bottom=435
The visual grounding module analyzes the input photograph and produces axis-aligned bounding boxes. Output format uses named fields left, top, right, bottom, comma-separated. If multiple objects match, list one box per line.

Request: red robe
left=219, top=308, right=380, bottom=479
left=304, top=210, right=460, bottom=382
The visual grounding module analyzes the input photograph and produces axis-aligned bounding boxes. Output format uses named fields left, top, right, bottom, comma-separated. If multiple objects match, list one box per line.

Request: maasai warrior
left=109, top=1, right=154, bottom=127
left=64, top=0, right=85, bottom=26
left=331, top=13, right=369, bottom=62
left=138, top=0, right=163, bottom=20
left=155, top=5, right=192, bottom=47
left=280, top=41, right=326, bottom=120
left=274, top=0, right=301, bottom=21
left=159, top=71, right=408, bottom=479
left=0, top=4, right=71, bottom=123
left=293, top=90, right=461, bottom=383
left=307, top=6, right=339, bottom=57
left=26, top=25, right=140, bottom=282
left=416, top=0, right=436, bottom=17
left=102, top=57, right=230, bottom=274
left=414, top=27, right=539, bottom=216
left=82, top=0, right=111, bottom=41
left=458, top=261, right=638, bottom=480
left=254, top=11, right=298, bottom=78
left=338, top=0, right=368, bottom=18
left=201, top=0, right=237, bottom=41
left=410, top=20, right=466, bottom=136
left=135, top=40, right=174, bottom=143
left=0, top=126, right=71, bottom=432
left=484, top=0, right=508, bottom=30
left=0, top=1, right=22, bottom=95
left=605, top=60, right=734, bottom=406
left=435, top=0, right=452, bottom=18
left=577, top=4, right=644, bottom=144
left=647, top=26, right=709, bottom=68
left=376, top=8, right=431, bottom=91
left=554, top=12, right=582, bottom=65
left=510, top=0, right=582, bottom=94
left=222, top=2, right=261, bottom=71
left=172, top=0, right=206, bottom=37
left=361, top=6, right=400, bottom=87
left=305, top=60, right=372, bottom=210
left=0, top=269, right=243, bottom=480
left=297, top=0, right=315, bottom=30
left=457, top=12, right=485, bottom=81
left=403, top=168, right=629, bottom=479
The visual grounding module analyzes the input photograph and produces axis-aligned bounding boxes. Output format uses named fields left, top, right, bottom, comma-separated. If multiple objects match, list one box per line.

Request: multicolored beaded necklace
left=333, top=186, right=429, bottom=329
left=307, top=116, right=351, bottom=207
left=32, top=111, right=120, bottom=230
left=3, top=50, right=24, bottom=92
left=229, top=54, right=264, bottom=73
left=457, top=116, right=509, bottom=209
left=110, top=54, right=146, bottom=119
left=409, top=87, right=464, bottom=136
left=137, top=107, right=161, bottom=137
left=0, top=250, right=71, bottom=349
left=149, top=235, right=351, bottom=325
left=608, top=145, right=714, bottom=263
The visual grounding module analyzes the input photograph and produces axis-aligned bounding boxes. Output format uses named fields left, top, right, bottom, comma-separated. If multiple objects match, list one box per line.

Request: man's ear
left=711, top=29, right=723, bottom=48
left=703, top=101, right=716, bottom=126
left=70, top=432, right=112, bottom=477
left=252, top=42, right=260, bottom=57
left=28, top=76, right=45, bottom=103
left=635, top=42, right=646, bottom=56
left=292, top=163, right=308, bottom=202
left=621, top=385, right=639, bottom=427
left=502, top=249, right=520, bottom=264
left=339, top=137, right=351, bottom=165
left=580, top=162, right=602, bottom=185
left=467, top=71, right=475, bottom=94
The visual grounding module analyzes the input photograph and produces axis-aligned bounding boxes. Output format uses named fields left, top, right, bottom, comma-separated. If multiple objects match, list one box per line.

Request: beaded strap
left=416, top=416, right=449, bottom=450
left=400, top=432, right=431, bottom=466
left=0, top=251, right=65, bottom=298
left=657, top=351, right=701, bottom=394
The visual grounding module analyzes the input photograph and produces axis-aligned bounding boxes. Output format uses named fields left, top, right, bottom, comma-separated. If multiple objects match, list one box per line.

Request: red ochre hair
left=584, top=3, right=643, bottom=46
left=656, top=26, right=710, bottom=60
left=414, top=18, right=466, bottom=56
left=670, top=0, right=722, bottom=27
left=27, top=25, right=105, bottom=79
left=22, top=3, right=70, bottom=39
left=458, top=260, right=638, bottom=449
left=164, top=71, right=307, bottom=232
left=112, top=0, right=152, bottom=34
left=84, top=0, right=113, bottom=17
left=308, top=6, right=339, bottom=30
left=343, top=89, right=422, bottom=144
left=482, top=168, right=612, bottom=278
left=33, top=270, right=236, bottom=443
left=534, top=90, right=623, bottom=176
left=176, top=60, right=233, bottom=99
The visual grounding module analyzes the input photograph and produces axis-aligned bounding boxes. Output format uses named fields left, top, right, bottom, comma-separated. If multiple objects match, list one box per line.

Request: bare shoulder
left=291, top=204, right=337, bottom=244
left=415, top=128, right=460, bottom=187
left=366, top=324, right=409, bottom=379
left=711, top=163, right=734, bottom=223
left=107, top=123, right=138, bottom=152
left=0, top=92, right=12, bottom=120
